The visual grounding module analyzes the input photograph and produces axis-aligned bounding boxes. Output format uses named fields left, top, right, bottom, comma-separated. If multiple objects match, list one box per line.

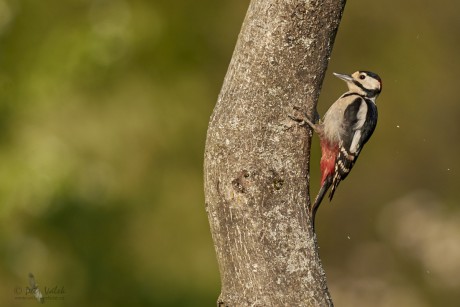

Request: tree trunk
left=204, top=0, right=346, bottom=305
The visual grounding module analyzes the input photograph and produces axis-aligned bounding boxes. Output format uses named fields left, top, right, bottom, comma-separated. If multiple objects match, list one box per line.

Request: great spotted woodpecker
left=303, top=71, right=382, bottom=227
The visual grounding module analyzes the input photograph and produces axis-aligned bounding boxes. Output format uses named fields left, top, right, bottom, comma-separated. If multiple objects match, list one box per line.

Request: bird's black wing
left=329, top=96, right=377, bottom=200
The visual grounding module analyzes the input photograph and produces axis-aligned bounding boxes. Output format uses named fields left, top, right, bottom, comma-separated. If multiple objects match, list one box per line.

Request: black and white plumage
left=305, top=71, right=382, bottom=227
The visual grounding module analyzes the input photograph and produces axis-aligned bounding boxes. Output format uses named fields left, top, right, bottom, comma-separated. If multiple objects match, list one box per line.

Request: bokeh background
left=0, top=0, right=458, bottom=306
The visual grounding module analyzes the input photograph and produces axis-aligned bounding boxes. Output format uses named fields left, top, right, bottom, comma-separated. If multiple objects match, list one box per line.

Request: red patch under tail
left=319, top=139, right=338, bottom=186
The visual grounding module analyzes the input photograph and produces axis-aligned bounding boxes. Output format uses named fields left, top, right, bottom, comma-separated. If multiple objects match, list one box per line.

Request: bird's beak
left=333, top=72, right=353, bottom=82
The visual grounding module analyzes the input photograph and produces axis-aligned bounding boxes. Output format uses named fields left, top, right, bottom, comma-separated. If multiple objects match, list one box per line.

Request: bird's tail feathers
left=328, top=175, right=342, bottom=201
left=311, top=175, right=333, bottom=229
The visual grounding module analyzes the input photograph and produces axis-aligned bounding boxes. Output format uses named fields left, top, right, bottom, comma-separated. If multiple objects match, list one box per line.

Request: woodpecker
left=303, top=71, right=382, bottom=227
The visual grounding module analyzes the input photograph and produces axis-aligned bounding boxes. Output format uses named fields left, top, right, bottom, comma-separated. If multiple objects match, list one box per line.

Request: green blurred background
left=0, top=0, right=459, bottom=306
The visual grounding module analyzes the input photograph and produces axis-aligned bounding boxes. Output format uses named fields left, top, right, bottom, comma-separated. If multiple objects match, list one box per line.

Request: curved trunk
left=204, top=0, right=346, bottom=305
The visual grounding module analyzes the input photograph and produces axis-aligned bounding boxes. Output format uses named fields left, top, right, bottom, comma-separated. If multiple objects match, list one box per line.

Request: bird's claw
left=288, top=106, right=309, bottom=126
left=288, top=106, right=319, bottom=131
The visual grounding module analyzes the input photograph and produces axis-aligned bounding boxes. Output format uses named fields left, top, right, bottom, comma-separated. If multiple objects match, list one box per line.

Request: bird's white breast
left=322, top=95, right=357, bottom=143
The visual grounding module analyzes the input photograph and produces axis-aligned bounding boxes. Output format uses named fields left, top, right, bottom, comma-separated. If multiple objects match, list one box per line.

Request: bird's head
left=334, top=71, right=382, bottom=100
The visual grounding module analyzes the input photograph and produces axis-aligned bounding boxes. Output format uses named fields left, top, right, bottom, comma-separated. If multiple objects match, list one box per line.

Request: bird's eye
left=359, top=74, right=366, bottom=80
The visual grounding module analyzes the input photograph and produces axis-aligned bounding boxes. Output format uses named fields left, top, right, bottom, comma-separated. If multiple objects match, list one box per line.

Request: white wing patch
left=350, top=101, right=368, bottom=153
left=350, top=131, right=361, bottom=153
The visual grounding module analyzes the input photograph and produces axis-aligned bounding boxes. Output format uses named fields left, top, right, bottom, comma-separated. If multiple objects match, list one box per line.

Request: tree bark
left=204, top=0, right=346, bottom=305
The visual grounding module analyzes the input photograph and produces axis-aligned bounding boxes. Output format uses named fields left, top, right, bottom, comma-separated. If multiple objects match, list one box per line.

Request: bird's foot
left=288, top=106, right=320, bottom=132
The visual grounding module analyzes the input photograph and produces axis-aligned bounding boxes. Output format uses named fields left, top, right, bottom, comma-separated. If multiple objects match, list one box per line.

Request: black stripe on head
left=359, top=71, right=381, bottom=83
left=352, top=80, right=381, bottom=98
left=353, top=71, right=382, bottom=98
